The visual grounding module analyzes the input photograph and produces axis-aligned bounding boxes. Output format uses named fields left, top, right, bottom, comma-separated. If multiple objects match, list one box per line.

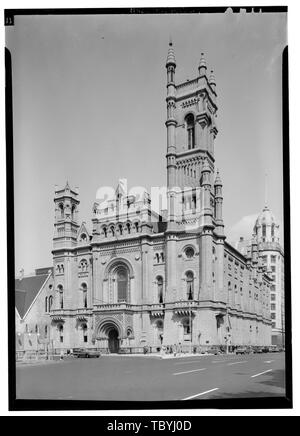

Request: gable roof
left=15, top=274, right=49, bottom=319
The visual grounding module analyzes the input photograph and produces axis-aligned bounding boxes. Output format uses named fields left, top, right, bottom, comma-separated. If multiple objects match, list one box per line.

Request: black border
left=6, top=6, right=292, bottom=412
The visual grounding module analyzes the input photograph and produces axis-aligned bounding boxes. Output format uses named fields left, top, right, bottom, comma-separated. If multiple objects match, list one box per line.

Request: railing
left=93, top=303, right=134, bottom=311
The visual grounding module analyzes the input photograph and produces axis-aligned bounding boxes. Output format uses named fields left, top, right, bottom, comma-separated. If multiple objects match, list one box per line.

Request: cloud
left=226, top=213, right=258, bottom=245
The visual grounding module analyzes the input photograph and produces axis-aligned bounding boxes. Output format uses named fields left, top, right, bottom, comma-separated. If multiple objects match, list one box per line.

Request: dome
left=254, top=205, right=277, bottom=229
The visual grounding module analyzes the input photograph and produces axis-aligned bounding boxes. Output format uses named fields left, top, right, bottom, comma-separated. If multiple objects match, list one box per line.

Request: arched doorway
left=108, top=328, right=119, bottom=353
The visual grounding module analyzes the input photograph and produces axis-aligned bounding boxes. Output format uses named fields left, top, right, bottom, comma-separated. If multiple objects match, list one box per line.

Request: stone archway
left=95, top=317, right=123, bottom=353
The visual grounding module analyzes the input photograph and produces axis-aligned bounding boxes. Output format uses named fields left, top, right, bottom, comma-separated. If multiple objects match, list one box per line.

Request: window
left=79, top=259, right=88, bottom=272
left=45, top=325, right=48, bottom=337
left=183, top=319, right=191, bottom=336
left=35, top=325, right=38, bottom=333
left=262, top=255, right=267, bottom=264
left=271, top=294, right=276, bottom=301
left=271, top=313, right=276, bottom=320
left=185, top=247, right=195, bottom=259
left=49, top=295, right=53, bottom=310
left=186, top=114, right=195, bottom=150
left=271, top=255, right=276, bottom=263
left=271, top=266, right=276, bottom=273
left=58, top=203, right=64, bottom=219
left=126, top=223, right=131, bottom=234
left=71, top=204, right=76, bottom=221
left=58, top=285, right=63, bottom=309
left=134, top=222, right=139, bottom=233
left=186, top=271, right=194, bottom=300
left=82, top=283, right=87, bottom=308
left=118, top=224, right=123, bottom=235
left=117, top=266, right=128, bottom=302
left=272, top=322, right=276, bottom=328
left=271, top=304, right=276, bottom=311
left=110, top=226, right=115, bottom=237
left=262, top=225, right=266, bottom=237
left=103, top=226, right=107, bottom=237
left=58, top=324, right=64, bottom=343
left=45, top=296, right=48, bottom=313
left=82, top=323, right=88, bottom=343
left=157, top=276, right=164, bottom=303
left=271, top=224, right=275, bottom=237
left=80, top=233, right=87, bottom=242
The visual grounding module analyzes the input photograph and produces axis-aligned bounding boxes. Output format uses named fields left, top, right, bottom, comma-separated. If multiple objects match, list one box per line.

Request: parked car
left=72, top=348, right=101, bottom=358
left=261, top=346, right=270, bottom=353
left=269, top=345, right=280, bottom=353
left=253, top=346, right=263, bottom=354
left=235, top=346, right=249, bottom=355
left=206, top=346, right=220, bottom=355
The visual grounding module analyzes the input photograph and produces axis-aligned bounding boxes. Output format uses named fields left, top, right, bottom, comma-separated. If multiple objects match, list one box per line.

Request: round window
left=185, top=247, right=195, bottom=259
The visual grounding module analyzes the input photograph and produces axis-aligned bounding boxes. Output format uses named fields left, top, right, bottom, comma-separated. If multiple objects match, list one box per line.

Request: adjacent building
left=237, top=205, right=285, bottom=346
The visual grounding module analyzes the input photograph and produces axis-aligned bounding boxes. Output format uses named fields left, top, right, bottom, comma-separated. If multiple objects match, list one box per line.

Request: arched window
left=103, top=226, right=107, bottom=238
left=126, top=223, right=131, bottom=234
left=186, top=271, right=194, bottom=300
left=80, top=233, right=87, bottom=242
left=134, top=222, right=139, bottom=233
left=45, top=296, right=48, bottom=313
left=186, top=114, right=195, bottom=150
left=118, top=224, right=123, bottom=235
left=49, top=295, right=53, bottom=311
left=58, top=285, right=64, bottom=309
left=58, top=324, right=63, bottom=343
left=156, top=253, right=160, bottom=263
left=262, top=224, right=266, bottom=237
left=79, top=259, right=88, bottom=272
left=117, top=266, right=128, bottom=302
left=35, top=324, right=38, bottom=333
left=45, top=325, right=48, bottom=337
left=271, top=223, right=275, bottom=237
left=185, top=247, right=195, bottom=259
left=82, top=323, right=88, bottom=343
left=110, top=226, right=115, bottom=237
left=160, top=252, right=164, bottom=263
left=157, top=276, right=164, bottom=303
left=71, top=204, right=76, bottom=221
left=58, top=203, right=64, bottom=219
left=82, top=283, right=87, bottom=308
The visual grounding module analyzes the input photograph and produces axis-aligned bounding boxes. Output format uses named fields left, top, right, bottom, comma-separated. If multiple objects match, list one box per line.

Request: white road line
left=182, top=388, right=219, bottom=400
left=227, top=361, right=248, bottom=366
left=264, top=360, right=274, bottom=364
left=173, top=368, right=206, bottom=376
left=251, top=369, right=272, bottom=378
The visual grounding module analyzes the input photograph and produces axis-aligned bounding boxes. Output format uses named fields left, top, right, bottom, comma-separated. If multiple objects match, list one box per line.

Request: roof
left=254, top=205, right=277, bottom=228
left=15, top=274, right=49, bottom=319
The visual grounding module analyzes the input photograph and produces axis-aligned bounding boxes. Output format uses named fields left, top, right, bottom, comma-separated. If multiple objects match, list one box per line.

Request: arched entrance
left=108, top=328, right=119, bottom=353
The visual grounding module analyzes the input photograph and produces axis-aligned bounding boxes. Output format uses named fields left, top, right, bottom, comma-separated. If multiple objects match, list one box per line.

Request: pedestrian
left=60, top=350, right=64, bottom=360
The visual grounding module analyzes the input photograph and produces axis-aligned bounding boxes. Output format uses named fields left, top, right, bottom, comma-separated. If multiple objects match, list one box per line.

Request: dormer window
left=80, top=233, right=87, bottom=242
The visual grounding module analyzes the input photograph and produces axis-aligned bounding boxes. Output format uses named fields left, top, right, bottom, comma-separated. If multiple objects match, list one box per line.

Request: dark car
left=261, top=346, right=270, bottom=353
left=206, top=346, right=220, bottom=355
left=72, top=348, right=101, bottom=358
left=253, top=346, right=263, bottom=354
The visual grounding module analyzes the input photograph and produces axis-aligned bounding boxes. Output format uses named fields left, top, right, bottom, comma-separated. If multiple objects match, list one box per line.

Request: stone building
left=237, top=205, right=285, bottom=346
left=46, top=43, right=272, bottom=352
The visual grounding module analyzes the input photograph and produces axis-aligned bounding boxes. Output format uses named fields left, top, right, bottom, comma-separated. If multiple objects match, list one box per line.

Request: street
left=16, top=352, right=285, bottom=401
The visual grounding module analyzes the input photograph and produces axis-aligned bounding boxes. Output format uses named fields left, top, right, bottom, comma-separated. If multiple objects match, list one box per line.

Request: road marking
left=227, top=361, right=248, bottom=366
left=173, top=360, right=202, bottom=365
left=264, top=360, right=274, bottom=364
left=173, top=368, right=206, bottom=376
left=251, top=369, right=272, bottom=378
left=182, top=388, right=219, bottom=400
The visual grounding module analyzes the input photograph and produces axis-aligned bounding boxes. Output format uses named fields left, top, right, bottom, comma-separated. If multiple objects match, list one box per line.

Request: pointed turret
left=198, top=53, right=207, bottom=76
left=209, top=69, right=216, bottom=92
left=166, top=38, right=176, bottom=68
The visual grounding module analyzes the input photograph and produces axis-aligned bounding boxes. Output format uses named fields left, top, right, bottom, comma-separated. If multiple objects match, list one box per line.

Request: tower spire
left=198, top=52, right=207, bottom=76
left=264, top=172, right=268, bottom=208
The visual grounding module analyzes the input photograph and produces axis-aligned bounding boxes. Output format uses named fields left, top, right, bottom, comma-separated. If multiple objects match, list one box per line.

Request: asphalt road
left=16, top=352, right=285, bottom=401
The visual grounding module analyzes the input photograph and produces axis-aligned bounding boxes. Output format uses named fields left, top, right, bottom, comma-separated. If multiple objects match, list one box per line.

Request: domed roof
left=254, top=205, right=277, bottom=229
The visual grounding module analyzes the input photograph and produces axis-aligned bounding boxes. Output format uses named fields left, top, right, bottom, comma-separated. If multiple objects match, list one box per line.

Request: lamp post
left=189, top=302, right=193, bottom=354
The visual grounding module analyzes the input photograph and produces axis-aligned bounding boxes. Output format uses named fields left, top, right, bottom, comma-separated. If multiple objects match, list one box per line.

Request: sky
left=5, top=10, right=287, bottom=275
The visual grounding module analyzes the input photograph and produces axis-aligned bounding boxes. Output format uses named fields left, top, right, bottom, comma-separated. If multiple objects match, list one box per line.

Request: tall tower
left=165, top=45, right=219, bottom=226
left=53, top=182, right=80, bottom=249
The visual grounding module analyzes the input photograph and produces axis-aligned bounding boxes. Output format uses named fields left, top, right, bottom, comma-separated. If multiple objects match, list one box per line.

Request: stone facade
left=47, top=44, right=272, bottom=352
